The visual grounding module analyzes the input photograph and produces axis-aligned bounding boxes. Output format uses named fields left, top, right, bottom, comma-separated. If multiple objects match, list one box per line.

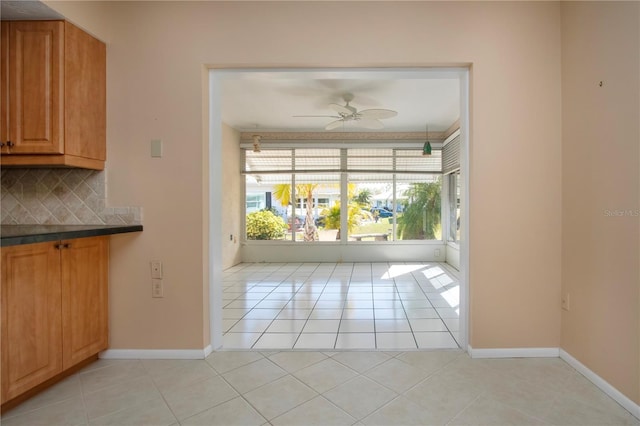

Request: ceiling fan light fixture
left=423, top=141, right=432, bottom=156
left=422, top=124, right=432, bottom=156
left=252, top=135, right=261, bottom=153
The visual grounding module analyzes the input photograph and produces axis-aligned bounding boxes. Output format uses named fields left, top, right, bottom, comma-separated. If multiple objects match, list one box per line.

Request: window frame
left=242, top=143, right=445, bottom=245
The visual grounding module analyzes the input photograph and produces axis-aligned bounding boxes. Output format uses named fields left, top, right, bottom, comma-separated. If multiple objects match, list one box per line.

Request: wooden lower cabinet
left=1, top=236, right=108, bottom=404
left=61, top=237, right=109, bottom=369
left=1, top=242, right=62, bottom=403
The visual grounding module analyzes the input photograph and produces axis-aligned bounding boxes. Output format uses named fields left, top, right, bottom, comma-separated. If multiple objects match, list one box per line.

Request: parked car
left=370, top=207, right=393, bottom=218
left=382, top=205, right=403, bottom=213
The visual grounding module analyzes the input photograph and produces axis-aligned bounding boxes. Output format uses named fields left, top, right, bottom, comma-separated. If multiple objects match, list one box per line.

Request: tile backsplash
left=1, top=169, right=142, bottom=225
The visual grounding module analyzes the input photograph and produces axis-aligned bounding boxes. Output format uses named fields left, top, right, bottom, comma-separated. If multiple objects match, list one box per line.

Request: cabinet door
left=61, top=237, right=108, bottom=369
left=1, top=242, right=62, bottom=403
left=8, top=21, right=64, bottom=154
left=64, top=21, right=106, bottom=161
left=1, top=22, right=8, bottom=151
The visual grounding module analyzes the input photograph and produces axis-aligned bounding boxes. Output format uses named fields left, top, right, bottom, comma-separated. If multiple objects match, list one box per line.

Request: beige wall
left=221, top=123, right=242, bottom=269
left=45, top=1, right=563, bottom=353
left=561, top=2, right=640, bottom=404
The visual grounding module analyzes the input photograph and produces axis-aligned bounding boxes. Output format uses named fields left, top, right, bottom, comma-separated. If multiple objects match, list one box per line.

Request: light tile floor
left=2, top=350, right=637, bottom=425
left=222, top=262, right=461, bottom=350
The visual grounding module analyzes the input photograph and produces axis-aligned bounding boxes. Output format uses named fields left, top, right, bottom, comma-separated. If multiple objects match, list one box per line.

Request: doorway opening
left=208, top=67, right=469, bottom=352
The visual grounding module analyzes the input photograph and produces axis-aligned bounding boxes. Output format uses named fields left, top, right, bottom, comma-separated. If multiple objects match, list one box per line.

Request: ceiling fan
left=294, top=93, right=398, bottom=130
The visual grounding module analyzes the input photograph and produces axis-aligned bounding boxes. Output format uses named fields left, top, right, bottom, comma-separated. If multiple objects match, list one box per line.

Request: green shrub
left=246, top=210, right=287, bottom=240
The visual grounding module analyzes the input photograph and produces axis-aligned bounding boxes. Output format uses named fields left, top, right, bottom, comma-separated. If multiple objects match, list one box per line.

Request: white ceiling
left=2, top=2, right=461, bottom=134
left=220, top=70, right=461, bottom=133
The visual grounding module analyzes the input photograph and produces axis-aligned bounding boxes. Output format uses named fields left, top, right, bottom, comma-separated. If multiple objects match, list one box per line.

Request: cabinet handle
left=63, top=243, right=71, bottom=249
left=0, top=142, right=4, bottom=148
left=5, top=141, right=13, bottom=147
left=54, top=243, right=63, bottom=249
left=55, top=243, right=71, bottom=249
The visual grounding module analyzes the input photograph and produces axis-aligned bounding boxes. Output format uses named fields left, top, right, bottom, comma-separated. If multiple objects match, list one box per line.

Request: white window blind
left=442, top=135, right=460, bottom=174
left=244, top=147, right=442, bottom=178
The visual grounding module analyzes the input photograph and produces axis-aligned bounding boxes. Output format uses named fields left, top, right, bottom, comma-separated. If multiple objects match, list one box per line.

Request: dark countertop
left=1, top=224, right=143, bottom=247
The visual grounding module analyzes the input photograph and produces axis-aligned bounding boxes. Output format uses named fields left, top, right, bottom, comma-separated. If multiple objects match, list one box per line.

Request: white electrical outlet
left=434, top=249, right=441, bottom=258
left=152, top=279, right=163, bottom=298
left=150, top=260, right=162, bottom=279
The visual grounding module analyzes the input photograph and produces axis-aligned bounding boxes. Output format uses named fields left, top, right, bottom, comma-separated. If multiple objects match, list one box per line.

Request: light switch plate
left=150, top=260, right=162, bottom=279
left=151, top=139, right=162, bottom=158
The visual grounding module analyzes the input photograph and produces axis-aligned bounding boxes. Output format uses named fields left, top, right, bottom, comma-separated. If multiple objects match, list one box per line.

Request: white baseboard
left=100, top=348, right=211, bottom=360
left=560, top=349, right=640, bottom=420
left=203, top=344, right=213, bottom=358
left=467, top=345, right=560, bottom=358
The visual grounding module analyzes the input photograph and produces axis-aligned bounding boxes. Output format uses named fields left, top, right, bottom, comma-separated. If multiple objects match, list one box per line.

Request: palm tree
left=273, top=183, right=318, bottom=241
left=397, top=180, right=441, bottom=240
left=353, top=188, right=372, bottom=206
left=321, top=201, right=362, bottom=240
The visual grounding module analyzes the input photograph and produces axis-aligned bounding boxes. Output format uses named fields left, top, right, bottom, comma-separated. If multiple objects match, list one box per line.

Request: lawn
left=353, top=218, right=393, bottom=235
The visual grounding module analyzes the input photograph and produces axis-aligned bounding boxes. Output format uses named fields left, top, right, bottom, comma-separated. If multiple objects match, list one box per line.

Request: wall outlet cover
left=152, top=278, right=163, bottom=298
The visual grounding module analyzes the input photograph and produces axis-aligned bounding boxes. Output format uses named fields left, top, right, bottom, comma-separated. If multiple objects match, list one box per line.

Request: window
left=396, top=174, right=442, bottom=241
left=348, top=173, right=394, bottom=241
left=442, top=130, right=461, bottom=244
left=244, top=146, right=442, bottom=242
left=347, top=173, right=442, bottom=242
left=245, top=193, right=265, bottom=213
left=294, top=173, right=341, bottom=242
left=245, top=174, right=290, bottom=241
left=447, top=172, right=461, bottom=243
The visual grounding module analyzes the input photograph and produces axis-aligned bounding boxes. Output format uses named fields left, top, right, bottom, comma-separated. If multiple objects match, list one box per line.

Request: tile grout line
left=247, top=263, right=297, bottom=349
left=0, top=375, right=85, bottom=421
left=78, top=372, right=91, bottom=426
left=223, top=262, right=460, bottom=351
left=333, top=262, right=355, bottom=349
left=394, top=267, right=420, bottom=350
left=411, top=264, right=460, bottom=349
left=139, top=359, right=201, bottom=425
left=443, top=393, right=484, bottom=426
left=230, top=262, right=305, bottom=348
left=370, top=262, right=378, bottom=349
left=189, top=356, right=270, bottom=425
left=215, top=354, right=327, bottom=423
left=250, top=374, right=327, bottom=423
left=291, top=262, right=334, bottom=349
left=76, top=360, right=164, bottom=424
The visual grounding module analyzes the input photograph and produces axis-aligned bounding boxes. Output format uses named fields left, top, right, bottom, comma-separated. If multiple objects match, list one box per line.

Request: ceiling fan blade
left=357, top=118, right=385, bottom=130
left=329, top=103, right=353, bottom=115
left=293, top=115, right=341, bottom=118
left=325, top=119, right=344, bottom=130
left=359, top=109, right=398, bottom=119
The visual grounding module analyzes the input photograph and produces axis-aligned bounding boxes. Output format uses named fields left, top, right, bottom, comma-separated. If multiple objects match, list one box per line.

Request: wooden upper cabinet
left=64, top=24, right=106, bottom=163
left=0, top=20, right=106, bottom=170
left=8, top=21, right=64, bottom=154
left=1, top=242, right=63, bottom=403
left=1, top=23, right=9, bottom=149
left=61, top=236, right=109, bottom=369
